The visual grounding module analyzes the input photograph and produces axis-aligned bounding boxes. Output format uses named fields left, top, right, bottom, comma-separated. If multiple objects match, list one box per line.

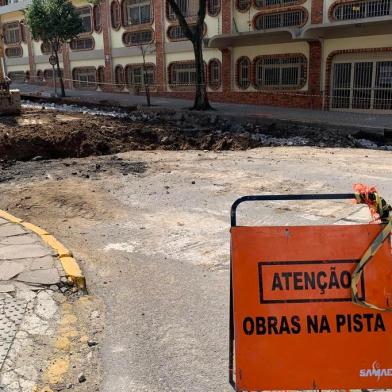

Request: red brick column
left=308, top=40, right=322, bottom=108
left=221, top=1, right=232, bottom=94
left=222, top=0, right=232, bottom=34
left=221, top=48, right=232, bottom=94
left=154, top=0, right=166, bottom=92
left=101, top=0, right=113, bottom=91
left=25, top=27, right=36, bottom=78
left=62, top=43, right=72, bottom=89
left=311, top=0, right=324, bottom=23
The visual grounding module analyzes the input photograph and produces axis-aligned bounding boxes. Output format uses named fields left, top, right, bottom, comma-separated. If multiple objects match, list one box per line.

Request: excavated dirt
left=0, top=107, right=387, bottom=162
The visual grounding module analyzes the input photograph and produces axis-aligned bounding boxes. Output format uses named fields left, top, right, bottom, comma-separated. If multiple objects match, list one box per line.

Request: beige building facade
left=1, top=0, right=392, bottom=111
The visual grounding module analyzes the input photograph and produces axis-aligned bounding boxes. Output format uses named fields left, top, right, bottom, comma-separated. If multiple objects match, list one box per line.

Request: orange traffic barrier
left=229, top=191, right=392, bottom=391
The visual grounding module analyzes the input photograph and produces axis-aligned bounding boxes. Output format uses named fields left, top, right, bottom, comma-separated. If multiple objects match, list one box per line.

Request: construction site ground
left=0, top=104, right=392, bottom=391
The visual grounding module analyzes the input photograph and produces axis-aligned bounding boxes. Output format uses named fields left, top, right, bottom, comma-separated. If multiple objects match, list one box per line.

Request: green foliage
left=25, top=0, right=83, bottom=45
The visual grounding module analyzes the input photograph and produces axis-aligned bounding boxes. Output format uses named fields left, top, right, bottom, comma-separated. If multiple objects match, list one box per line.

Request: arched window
left=114, top=65, right=125, bottom=89
left=3, top=22, right=22, bottom=45
left=123, top=29, right=153, bottom=46
left=93, top=5, right=102, bottom=32
left=36, top=70, right=43, bottom=82
left=41, top=42, right=62, bottom=55
left=125, top=64, right=155, bottom=89
left=167, top=0, right=198, bottom=20
left=70, top=37, right=95, bottom=51
left=111, top=1, right=121, bottom=29
left=331, top=0, right=391, bottom=20
left=236, top=57, right=251, bottom=89
left=44, top=69, right=54, bottom=81
left=253, top=54, right=307, bottom=89
left=254, top=9, right=307, bottom=29
left=122, top=0, right=152, bottom=26
left=75, top=6, right=92, bottom=33
left=167, top=23, right=205, bottom=41
left=168, top=62, right=197, bottom=88
left=97, top=66, right=105, bottom=87
left=208, top=59, right=221, bottom=89
left=236, top=0, right=251, bottom=11
left=208, top=0, right=221, bottom=16
left=73, top=67, right=97, bottom=90
left=255, top=0, right=300, bottom=7
left=5, top=46, right=23, bottom=58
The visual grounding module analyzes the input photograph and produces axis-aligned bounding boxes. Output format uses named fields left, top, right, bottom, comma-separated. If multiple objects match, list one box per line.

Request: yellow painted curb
left=0, top=210, right=22, bottom=223
left=0, top=209, right=86, bottom=289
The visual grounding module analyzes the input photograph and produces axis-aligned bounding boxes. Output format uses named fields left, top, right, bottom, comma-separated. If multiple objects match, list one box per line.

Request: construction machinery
left=0, top=34, right=21, bottom=115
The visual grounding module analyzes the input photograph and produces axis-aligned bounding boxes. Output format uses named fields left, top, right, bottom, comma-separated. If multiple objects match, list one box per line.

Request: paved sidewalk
left=14, top=82, right=392, bottom=131
left=0, top=214, right=70, bottom=391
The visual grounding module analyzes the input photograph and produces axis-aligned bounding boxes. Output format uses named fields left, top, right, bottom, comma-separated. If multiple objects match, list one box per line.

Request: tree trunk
left=143, top=69, right=151, bottom=107
left=192, top=36, right=211, bottom=110
left=54, top=49, right=65, bottom=97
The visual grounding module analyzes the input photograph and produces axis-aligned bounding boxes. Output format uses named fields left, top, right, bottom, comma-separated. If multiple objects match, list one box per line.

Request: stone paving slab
left=0, top=218, right=66, bottom=381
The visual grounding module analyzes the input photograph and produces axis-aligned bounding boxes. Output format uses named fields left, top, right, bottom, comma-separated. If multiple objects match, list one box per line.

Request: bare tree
left=138, top=43, right=155, bottom=107
left=166, top=0, right=212, bottom=110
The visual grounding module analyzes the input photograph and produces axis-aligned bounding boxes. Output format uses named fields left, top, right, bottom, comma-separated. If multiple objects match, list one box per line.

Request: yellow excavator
left=0, top=33, right=21, bottom=115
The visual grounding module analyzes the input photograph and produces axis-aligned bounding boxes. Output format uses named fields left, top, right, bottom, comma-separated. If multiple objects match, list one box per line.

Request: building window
left=167, top=23, right=204, bottom=40
left=236, top=57, right=251, bottom=89
left=73, top=67, right=97, bottom=90
left=41, top=42, right=62, bottom=55
left=7, top=71, right=25, bottom=82
left=331, top=0, right=391, bottom=20
left=36, top=70, right=43, bottom=82
left=208, top=59, right=221, bottom=89
left=123, top=0, right=152, bottom=26
left=93, top=5, right=102, bottom=32
left=3, top=22, right=21, bottom=45
left=5, top=46, right=23, bottom=58
left=75, top=6, right=92, bottom=33
left=168, top=62, right=197, bottom=87
left=44, top=69, right=54, bottom=80
left=125, top=64, right=155, bottom=88
left=70, top=37, right=95, bottom=51
left=331, top=58, right=392, bottom=111
left=208, top=0, right=221, bottom=16
left=114, top=65, right=125, bottom=89
left=236, top=0, right=251, bottom=11
left=111, top=1, right=121, bottom=29
left=253, top=55, right=307, bottom=89
left=123, top=29, right=153, bottom=46
left=255, top=0, right=301, bottom=8
left=167, top=0, right=198, bottom=21
left=254, top=9, right=307, bottom=29
left=97, top=66, right=105, bottom=87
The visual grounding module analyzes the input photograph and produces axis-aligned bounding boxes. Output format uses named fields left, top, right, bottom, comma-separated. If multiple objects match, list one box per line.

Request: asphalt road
left=1, top=147, right=392, bottom=391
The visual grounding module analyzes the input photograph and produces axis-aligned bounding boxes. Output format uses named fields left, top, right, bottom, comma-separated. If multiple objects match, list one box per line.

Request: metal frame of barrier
left=229, top=193, right=356, bottom=390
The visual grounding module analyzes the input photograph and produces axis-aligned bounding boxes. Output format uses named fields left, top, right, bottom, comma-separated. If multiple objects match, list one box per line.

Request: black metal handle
left=231, top=193, right=356, bottom=227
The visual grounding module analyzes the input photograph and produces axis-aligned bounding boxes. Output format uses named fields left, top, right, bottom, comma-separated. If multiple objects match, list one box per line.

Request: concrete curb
left=0, top=209, right=86, bottom=289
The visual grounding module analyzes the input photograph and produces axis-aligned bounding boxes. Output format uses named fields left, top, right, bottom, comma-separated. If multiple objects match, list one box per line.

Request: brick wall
left=101, top=0, right=113, bottom=90
left=311, top=0, right=323, bottom=23
left=307, top=41, right=323, bottom=108
left=154, top=0, right=166, bottom=92
left=25, top=27, right=36, bottom=77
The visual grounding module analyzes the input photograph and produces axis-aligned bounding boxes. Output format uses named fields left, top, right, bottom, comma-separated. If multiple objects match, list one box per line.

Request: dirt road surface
left=1, top=135, right=392, bottom=389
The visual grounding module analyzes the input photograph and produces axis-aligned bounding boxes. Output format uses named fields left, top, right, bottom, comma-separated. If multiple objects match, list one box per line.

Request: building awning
left=207, top=17, right=392, bottom=48
left=302, top=17, right=392, bottom=39
left=207, top=29, right=300, bottom=49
